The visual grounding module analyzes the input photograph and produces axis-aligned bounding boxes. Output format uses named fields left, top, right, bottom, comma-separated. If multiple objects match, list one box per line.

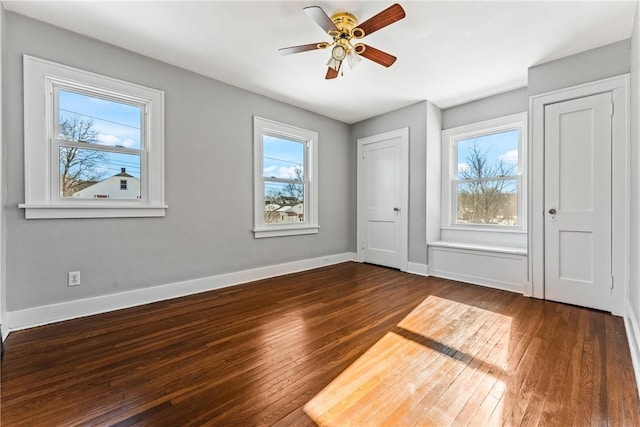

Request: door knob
left=393, top=207, right=400, bottom=212
left=548, top=208, right=556, bottom=215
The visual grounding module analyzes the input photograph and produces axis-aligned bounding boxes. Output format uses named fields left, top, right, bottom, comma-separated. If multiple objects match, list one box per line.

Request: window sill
left=428, top=240, right=527, bottom=255
left=441, top=226, right=527, bottom=234
left=19, top=204, right=168, bottom=219
left=253, top=225, right=320, bottom=239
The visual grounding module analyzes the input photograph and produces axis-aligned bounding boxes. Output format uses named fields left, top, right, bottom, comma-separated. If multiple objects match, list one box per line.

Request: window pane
left=264, top=181, right=304, bottom=224
left=457, top=179, right=518, bottom=225
left=263, top=135, right=304, bottom=180
left=457, top=129, right=519, bottom=179
left=59, top=146, right=141, bottom=199
left=58, top=89, right=142, bottom=150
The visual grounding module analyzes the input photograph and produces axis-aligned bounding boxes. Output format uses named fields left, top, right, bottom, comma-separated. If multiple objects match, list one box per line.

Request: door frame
left=356, top=127, right=409, bottom=271
left=529, top=74, right=630, bottom=315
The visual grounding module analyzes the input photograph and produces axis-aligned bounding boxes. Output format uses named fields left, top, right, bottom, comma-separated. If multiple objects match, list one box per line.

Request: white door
left=357, top=128, right=408, bottom=270
left=544, top=92, right=613, bottom=311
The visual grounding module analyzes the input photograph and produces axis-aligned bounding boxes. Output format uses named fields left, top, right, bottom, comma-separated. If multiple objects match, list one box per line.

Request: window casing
left=442, top=112, right=527, bottom=231
left=253, top=116, right=318, bottom=238
left=21, top=55, right=166, bottom=218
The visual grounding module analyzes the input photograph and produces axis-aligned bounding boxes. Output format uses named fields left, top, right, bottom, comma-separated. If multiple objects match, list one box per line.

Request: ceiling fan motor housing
left=331, top=12, right=358, bottom=31
left=278, top=4, right=405, bottom=79
left=330, top=12, right=364, bottom=40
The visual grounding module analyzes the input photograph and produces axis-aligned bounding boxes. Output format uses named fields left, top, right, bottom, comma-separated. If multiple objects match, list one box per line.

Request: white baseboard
left=6, top=252, right=357, bottom=333
left=406, top=262, right=428, bottom=277
left=1, top=322, right=8, bottom=341
left=625, top=301, right=640, bottom=399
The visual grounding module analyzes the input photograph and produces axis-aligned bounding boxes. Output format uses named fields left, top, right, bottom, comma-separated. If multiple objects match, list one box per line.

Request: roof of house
left=115, top=171, right=134, bottom=178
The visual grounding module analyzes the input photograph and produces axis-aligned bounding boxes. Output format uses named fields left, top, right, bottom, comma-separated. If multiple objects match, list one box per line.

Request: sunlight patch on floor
left=304, top=295, right=512, bottom=426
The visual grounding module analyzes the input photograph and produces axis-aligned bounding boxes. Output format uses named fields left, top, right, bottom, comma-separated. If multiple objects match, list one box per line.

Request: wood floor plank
left=1, top=262, right=639, bottom=426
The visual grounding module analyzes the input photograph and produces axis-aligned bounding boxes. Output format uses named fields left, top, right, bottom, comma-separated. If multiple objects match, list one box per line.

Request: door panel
left=363, top=139, right=400, bottom=268
left=544, top=92, right=612, bottom=311
left=358, top=129, right=408, bottom=270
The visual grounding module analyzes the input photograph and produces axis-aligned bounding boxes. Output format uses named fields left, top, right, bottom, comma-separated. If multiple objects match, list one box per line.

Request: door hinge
left=609, top=102, right=614, bottom=117
left=361, top=242, right=365, bottom=250
left=611, top=275, right=615, bottom=289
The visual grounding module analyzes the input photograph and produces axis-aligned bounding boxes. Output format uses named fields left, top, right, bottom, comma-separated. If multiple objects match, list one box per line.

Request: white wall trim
left=428, top=245, right=528, bottom=295
left=529, top=74, right=630, bottom=315
left=5, top=252, right=357, bottom=333
left=252, top=116, right=319, bottom=238
left=429, top=240, right=527, bottom=256
left=624, top=301, right=640, bottom=398
left=407, top=262, right=428, bottom=277
left=21, top=55, right=166, bottom=219
left=441, top=112, right=528, bottom=233
left=428, top=269, right=526, bottom=295
left=0, top=6, right=5, bottom=343
left=357, top=127, right=409, bottom=272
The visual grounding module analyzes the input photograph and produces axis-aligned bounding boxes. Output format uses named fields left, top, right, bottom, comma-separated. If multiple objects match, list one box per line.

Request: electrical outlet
left=68, top=271, right=80, bottom=287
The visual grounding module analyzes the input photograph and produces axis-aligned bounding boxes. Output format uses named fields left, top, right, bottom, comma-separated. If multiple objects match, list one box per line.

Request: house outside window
left=21, top=55, right=166, bottom=218
left=253, top=116, right=318, bottom=238
left=442, top=112, right=527, bottom=230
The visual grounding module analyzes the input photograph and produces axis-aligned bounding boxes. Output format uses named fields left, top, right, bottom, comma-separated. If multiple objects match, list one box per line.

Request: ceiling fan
left=279, top=3, right=406, bottom=79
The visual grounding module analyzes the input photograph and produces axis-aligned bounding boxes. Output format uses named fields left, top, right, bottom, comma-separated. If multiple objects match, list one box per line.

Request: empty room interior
left=2, top=0, right=640, bottom=425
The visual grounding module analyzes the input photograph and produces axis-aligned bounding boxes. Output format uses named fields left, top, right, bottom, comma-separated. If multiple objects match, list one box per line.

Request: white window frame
left=20, top=55, right=166, bottom=219
left=253, top=116, right=319, bottom=238
left=441, top=112, right=527, bottom=231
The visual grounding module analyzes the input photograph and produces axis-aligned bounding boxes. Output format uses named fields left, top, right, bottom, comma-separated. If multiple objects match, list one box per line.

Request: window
left=253, top=116, right=318, bottom=238
left=442, top=112, right=527, bottom=229
left=21, top=55, right=166, bottom=218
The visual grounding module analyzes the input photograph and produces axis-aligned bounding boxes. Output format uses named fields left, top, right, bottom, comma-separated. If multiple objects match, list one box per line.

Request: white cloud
left=458, top=163, right=470, bottom=173
left=89, top=97, right=110, bottom=105
left=121, top=138, right=137, bottom=148
left=499, top=150, right=518, bottom=164
left=96, top=134, right=120, bottom=146
left=263, top=165, right=302, bottom=179
left=93, top=166, right=109, bottom=177
left=263, top=165, right=278, bottom=175
left=277, top=166, right=299, bottom=179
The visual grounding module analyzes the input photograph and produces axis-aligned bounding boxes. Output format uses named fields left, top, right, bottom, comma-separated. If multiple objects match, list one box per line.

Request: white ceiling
left=3, top=1, right=637, bottom=124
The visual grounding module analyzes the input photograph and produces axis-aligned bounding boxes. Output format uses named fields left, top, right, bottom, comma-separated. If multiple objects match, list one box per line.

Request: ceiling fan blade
left=304, top=6, right=338, bottom=34
left=357, top=3, right=405, bottom=37
left=359, top=44, right=397, bottom=67
left=279, top=43, right=326, bottom=55
left=326, top=62, right=341, bottom=79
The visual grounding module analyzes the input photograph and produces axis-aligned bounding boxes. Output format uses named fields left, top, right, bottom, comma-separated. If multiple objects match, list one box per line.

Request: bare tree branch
left=264, top=166, right=305, bottom=224
left=58, top=114, right=107, bottom=197
left=457, top=140, right=517, bottom=225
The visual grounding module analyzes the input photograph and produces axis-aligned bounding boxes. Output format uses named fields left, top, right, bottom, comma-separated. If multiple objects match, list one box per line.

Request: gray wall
left=629, top=4, right=640, bottom=340
left=441, top=87, right=528, bottom=130
left=528, top=39, right=631, bottom=96
left=351, top=101, right=429, bottom=265
left=4, top=12, right=355, bottom=311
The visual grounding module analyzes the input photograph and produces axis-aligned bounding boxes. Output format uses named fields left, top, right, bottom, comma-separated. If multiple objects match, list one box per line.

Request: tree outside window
left=262, top=135, right=305, bottom=225
left=455, top=130, right=520, bottom=226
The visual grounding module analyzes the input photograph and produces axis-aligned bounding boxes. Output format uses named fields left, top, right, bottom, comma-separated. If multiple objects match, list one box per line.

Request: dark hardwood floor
left=1, top=262, right=639, bottom=426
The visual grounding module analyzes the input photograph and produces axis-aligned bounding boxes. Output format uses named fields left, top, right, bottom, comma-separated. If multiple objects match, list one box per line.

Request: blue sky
left=262, top=134, right=304, bottom=180
left=59, top=90, right=142, bottom=178
left=457, top=129, right=519, bottom=177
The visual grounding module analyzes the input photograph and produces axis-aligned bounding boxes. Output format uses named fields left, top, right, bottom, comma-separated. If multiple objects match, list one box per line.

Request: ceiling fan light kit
left=279, top=3, right=406, bottom=79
